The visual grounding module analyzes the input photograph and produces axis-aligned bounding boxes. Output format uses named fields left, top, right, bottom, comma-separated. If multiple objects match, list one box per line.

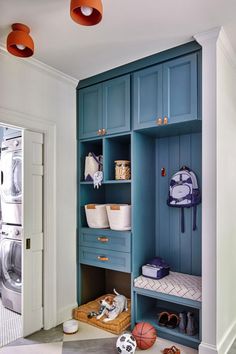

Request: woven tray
left=73, top=294, right=131, bottom=335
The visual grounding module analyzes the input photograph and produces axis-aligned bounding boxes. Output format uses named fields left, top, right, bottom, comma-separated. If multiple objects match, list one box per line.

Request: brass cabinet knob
left=97, top=236, right=109, bottom=243
left=163, top=116, right=168, bottom=125
left=97, top=129, right=102, bottom=135
left=156, top=118, right=162, bottom=125
left=101, top=128, right=106, bottom=135
left=97, top=256, right=109, bottom=261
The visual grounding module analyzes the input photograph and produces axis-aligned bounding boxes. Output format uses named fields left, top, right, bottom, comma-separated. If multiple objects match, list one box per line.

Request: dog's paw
left=103, top=318, right=110, bottom=322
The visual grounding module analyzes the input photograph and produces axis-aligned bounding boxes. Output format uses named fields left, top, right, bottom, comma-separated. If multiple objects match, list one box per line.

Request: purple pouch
left=142, top=257, right=170, bottom=280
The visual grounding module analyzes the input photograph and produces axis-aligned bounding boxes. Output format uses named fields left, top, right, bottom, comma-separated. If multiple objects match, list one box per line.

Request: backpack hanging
left=167, top=166, right=201, bottom=233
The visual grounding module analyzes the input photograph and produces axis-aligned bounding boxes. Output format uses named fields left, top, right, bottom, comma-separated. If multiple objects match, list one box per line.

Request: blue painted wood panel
left=80, top=246, right=131, bottom=273
left=133, top=64, right=163, bottom=129
left=80, top=228, right=131, bottom=252
left=163, top=53, right=198, bottom=124
left=103, top=75, right=130, bottom=135
left=156, top=133, right=202, bottom=275
left=79, top=84, right=103, bottom=139
left=132, top=132, right=156, bottom=278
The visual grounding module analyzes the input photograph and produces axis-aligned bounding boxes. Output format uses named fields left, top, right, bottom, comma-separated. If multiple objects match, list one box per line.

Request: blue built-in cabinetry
left=77, top=41, right=202, bottom=350
left=133, top=53, right=199, bottom=129
left=79, top=75, right=130, bottom=139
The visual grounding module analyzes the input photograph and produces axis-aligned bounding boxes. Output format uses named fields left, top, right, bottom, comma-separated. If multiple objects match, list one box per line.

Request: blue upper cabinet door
left=103, top=75, right=130, bottom=135
left=79, top=84, right=103, bottom=139
left=133, top=64, right=163, bottom=130
left=163, top=53, right=198, bottom=124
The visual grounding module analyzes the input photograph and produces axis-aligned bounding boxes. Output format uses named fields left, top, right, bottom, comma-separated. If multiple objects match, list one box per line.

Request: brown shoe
left=163, top=346, right=181, bottom=354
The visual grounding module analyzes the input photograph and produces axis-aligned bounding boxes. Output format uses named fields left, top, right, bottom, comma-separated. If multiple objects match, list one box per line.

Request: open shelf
left=78, top=265, right=131, bottom=305
left=80, top=138, right=103, bottom=182
left=134, top=291, right=201, bottom=349
left=104, top=134, right=131, bottom=181
left=79, top=183, right=131, bottom=228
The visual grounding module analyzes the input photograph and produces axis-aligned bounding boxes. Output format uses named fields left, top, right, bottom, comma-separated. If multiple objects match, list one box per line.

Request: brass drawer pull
left=97, top=256, right=109, bottom=261
left=156, top=117, right=162, bottom=125
left=163, top=116, right=168, bottom=125
left=97, top=236, right=109, bottom=243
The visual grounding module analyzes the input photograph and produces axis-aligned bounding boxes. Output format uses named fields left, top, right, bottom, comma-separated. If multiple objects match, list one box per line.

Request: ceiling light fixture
left=7, top=23, right=34, bottom=58
left=70, top=0, right=103, bottom=26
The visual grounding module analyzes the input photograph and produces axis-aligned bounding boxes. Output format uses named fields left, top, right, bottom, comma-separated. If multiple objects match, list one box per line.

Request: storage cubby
left=77, top=43, right=202, bottom=351
left=80, top=138, right=103, bottom=182
left=104, top=134, right=131, bottom=181
left=80, top=183, right=131, bottom=228
left=79, top=265, right=131, bottom=304
left=134, top=292, right=200, bottom=349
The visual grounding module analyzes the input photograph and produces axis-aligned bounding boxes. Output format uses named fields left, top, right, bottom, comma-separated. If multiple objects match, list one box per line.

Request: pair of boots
left=179, top=312, right=197, bottom=336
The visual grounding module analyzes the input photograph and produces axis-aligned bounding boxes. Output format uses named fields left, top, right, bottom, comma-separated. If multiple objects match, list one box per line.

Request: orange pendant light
left=7, top=23, right=34, bottom=58
left=70, top=0, right=103, bottom=26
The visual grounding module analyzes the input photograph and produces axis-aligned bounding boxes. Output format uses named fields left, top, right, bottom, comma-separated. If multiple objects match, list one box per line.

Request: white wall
left=0, top=49, right=77, bottom=325
left=195, top=28, right=236, bottom=354
left=216, top=32, right=236, bottom=353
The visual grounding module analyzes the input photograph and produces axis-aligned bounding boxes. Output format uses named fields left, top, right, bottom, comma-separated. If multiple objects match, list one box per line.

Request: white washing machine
left=0, top=137, right=22, bottom=225
left=1, top=224, right=22, bottom=314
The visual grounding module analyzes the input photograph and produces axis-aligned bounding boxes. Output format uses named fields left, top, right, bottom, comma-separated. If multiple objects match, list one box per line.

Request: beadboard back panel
left=156, top=133, right=202, bottom=276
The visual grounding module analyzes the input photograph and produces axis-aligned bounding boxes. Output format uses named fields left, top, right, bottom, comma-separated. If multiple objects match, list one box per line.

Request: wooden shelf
left=80, top=180, right=131, bottom=185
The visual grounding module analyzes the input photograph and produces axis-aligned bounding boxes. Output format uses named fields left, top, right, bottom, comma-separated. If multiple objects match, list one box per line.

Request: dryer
left=0, top=137, right=22, bottom=225
left=0, top=224, right=22, bottom=314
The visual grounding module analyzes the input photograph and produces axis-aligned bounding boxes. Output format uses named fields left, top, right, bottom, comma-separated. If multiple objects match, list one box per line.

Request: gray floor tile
left=7, top=325, right=63, bottom=346
left=62, top=338, right=117, bottom=354
left=229, top=341, right=236, bottom=354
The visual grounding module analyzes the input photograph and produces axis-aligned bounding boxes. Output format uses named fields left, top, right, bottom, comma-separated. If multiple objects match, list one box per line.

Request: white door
left=22, top=130, right=44, bottom=336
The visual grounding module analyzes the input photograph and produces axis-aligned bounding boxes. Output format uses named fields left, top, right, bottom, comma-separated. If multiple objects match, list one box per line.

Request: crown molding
left=194, top=27, right=221, bottom=46
left=0, top=42, right=78, bottom=87
left=218, top=28, right=236, bottom=68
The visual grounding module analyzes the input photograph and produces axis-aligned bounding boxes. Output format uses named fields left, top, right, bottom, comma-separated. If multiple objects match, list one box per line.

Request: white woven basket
left=85, top=204, right=109, bottom=228
left=106, top=204, right=131, bottom=231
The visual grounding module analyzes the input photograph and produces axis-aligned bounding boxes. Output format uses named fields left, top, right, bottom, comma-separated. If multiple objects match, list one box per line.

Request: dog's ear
left=106, top=296, right=114, bottom=305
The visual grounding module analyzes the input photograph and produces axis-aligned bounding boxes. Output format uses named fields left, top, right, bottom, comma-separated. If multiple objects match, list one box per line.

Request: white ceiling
left=1, top=0, right=236, bottom=80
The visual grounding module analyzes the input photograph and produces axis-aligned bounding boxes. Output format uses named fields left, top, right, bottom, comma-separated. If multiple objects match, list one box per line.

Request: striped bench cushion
left=134, top=272, right=202, bottom=302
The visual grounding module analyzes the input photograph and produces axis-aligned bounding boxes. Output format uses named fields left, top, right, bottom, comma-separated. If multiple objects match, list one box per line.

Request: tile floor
left=0, top=321, right=198, bottom=354
left=0, top=298, right=22, bottom=347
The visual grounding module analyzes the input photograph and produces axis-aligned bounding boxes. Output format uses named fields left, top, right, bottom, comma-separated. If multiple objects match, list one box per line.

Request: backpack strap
left=193, top=205, right=197, bottom=231
left=181, top=208, right=185, bottom=233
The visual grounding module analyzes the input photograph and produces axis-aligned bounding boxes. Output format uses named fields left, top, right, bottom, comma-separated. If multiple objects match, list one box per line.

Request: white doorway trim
left=0, top=105, right=57, bottom=330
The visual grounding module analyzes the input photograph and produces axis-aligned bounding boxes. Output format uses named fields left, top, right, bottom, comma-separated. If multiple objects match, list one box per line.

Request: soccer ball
left=116, top=333, right=137, bottom=354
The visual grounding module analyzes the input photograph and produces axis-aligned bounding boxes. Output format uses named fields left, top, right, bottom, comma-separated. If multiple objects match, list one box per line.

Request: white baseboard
left=218, top=320, right=236, bottom=354
left=56, top=302, right=78, bottom=325
left=199, top=342, right=218, bottom=354
left=199, top=321, right=236, bottom=354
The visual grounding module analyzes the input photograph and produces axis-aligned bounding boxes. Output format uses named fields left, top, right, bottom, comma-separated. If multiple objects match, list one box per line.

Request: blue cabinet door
left=103, top=75, right=130, bottom=135
left=79, top=84, right=103, bottom=139
left=133, top=64, right=163, bottom=129
left=163, top=53, right=198, bottom=124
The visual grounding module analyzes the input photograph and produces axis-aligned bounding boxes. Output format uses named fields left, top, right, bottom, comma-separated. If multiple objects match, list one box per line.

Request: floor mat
left=0, top=298, right=22, bottom=347
left=62, top=337, right=117, bottom=353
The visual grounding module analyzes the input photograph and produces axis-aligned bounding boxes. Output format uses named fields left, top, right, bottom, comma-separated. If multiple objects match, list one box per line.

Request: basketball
left=132, top=322, right=157, bottom=350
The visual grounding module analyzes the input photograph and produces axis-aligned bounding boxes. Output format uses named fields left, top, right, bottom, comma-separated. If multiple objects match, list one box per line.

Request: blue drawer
left=80, top=228, right=131, bottom=253
left=79, top=246, right=131, bottom=273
